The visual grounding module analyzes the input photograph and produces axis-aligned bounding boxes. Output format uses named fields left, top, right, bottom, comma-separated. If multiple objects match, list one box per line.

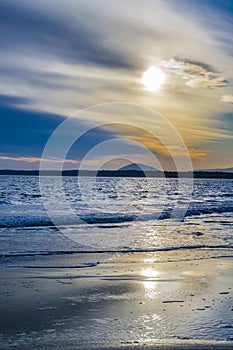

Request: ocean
left=0, top=176, right=232, bottom=263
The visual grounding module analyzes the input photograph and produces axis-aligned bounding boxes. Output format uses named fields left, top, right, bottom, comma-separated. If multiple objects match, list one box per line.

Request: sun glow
left=141, top=66, right=166, bottom=92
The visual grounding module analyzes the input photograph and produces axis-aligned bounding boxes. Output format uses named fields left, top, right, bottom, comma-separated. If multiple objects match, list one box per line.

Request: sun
left=141, top=66, right=166, bottom=92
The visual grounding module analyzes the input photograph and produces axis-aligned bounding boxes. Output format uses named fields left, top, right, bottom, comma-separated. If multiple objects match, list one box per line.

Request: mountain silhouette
left=118, top=163, right=158, bottom=172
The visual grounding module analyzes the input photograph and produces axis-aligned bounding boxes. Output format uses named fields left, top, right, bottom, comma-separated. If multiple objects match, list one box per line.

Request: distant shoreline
left=0, top=169, right=233, bottom=178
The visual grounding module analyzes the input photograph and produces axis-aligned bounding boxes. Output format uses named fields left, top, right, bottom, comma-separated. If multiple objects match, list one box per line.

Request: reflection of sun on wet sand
left=0, top=249, right=232, bottom=349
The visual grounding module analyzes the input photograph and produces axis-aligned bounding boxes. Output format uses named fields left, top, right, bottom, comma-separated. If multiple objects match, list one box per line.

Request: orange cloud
left=0, top=156, right=78, bottom=164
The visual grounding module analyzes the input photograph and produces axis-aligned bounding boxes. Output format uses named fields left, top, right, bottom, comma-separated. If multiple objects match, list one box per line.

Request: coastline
left=1, top=170, right=233, bottom=179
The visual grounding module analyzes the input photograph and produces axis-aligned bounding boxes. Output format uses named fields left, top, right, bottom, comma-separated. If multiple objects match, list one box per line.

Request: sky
left=0, top=0, right=232, bottom=170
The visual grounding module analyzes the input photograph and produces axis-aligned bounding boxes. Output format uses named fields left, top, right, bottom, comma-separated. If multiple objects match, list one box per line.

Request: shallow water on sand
left=0, top=252, right=232, bottom=348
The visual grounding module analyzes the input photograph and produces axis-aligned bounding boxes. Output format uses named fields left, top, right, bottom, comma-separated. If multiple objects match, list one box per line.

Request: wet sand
left=0, top=250, right=232, bottom=349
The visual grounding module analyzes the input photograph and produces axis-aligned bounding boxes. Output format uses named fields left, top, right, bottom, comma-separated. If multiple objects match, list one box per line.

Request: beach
left=0, top=176, right=233, bottom=348
left=0, top=249, right=232, bottom=349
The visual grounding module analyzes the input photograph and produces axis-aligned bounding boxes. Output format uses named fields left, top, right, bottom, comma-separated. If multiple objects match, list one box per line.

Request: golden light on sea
left=141, top=267, right=159, bottom=278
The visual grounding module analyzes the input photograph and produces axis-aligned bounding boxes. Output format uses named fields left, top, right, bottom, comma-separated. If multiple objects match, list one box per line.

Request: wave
left=186, top=205, right=233, bottom=216
left=0, top=199, right=12, bottom=206
left=0, top=203, right=232, bottom=228
left=0, top=216, right=53, bottom=228
left=0, top=262, right=99, bottom=269
left=0, top=244, right=232, bottom=258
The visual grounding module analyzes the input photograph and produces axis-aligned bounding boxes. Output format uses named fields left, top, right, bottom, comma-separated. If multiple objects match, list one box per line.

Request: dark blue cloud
left=168, top=0, right=233, bottom=14
left=0, top=103, right=65, bottom=157
left=0, top=96, right=118, bottom=161
left=0, top=94, right=31, bottom=108
left=67, top=126, right=120, bottom=162
left=198, top=0, right=233, bottom=14
left=220, top=112, right=233, bottom=131
left=0, top=0, right=136, bottom=70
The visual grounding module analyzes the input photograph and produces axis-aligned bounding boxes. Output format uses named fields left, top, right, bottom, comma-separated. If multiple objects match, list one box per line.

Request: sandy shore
left=0, top=250, right=232, bottom=349
left=2, top=340, right=232, bottom=350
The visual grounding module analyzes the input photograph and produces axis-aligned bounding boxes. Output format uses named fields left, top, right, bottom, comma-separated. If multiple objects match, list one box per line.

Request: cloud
left=0, top=102, right=65, bottom=157
left=0, top=0, right=231, bottom=116
left=0, top=100, right=118, bottom=161
left=221, top=94, right=233, bottom=103
left=188, top=149, right=207, bottom=160
left=166, top=146, right=207, bottom=160
left=0, top=0, right=135, bottom=70
left=0, top=156, right=78, bottom=164
left=160, top=58, right=227, bottom=88
left=0, top=94, right=30, bottom=108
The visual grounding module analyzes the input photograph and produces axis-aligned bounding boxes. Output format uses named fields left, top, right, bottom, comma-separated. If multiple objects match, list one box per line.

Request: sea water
left=0, top=176, right=232, bottom=264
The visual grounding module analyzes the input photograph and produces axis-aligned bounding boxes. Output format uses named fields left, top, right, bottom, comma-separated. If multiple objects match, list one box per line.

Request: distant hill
left=199, top=167, right=233, bottom=173
left=118, top=163, right=158, bottom=172
left=0, top=168, right=233, bottom=178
